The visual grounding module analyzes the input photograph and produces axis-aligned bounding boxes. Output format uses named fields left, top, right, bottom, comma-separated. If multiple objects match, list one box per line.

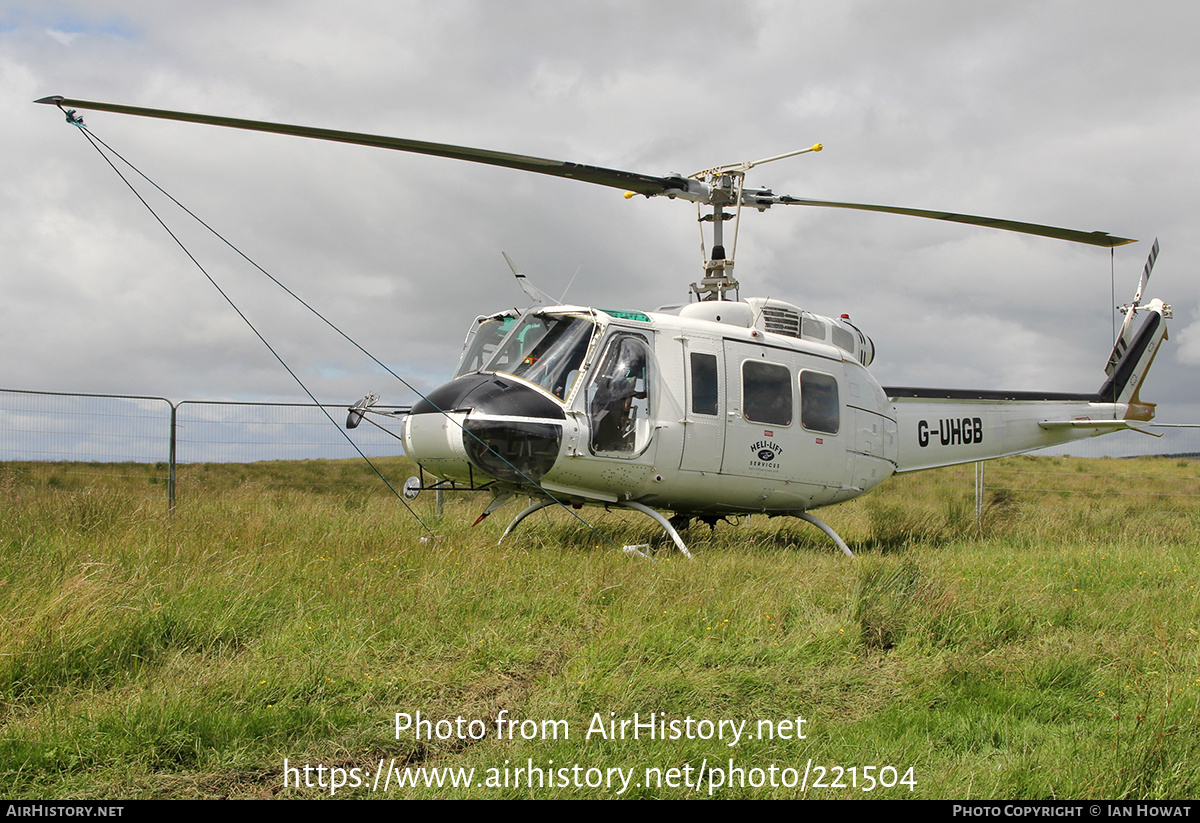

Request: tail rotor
left=1106, top=238, right=1160, bottom=376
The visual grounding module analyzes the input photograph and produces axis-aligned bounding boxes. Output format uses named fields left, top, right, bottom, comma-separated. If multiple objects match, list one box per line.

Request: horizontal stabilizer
left=1038, top=419, right=1162, bottom=437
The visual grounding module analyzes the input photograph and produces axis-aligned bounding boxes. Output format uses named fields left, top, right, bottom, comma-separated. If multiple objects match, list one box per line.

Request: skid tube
left=498, top=499, right=694, bottom=560
left=794, top=511, right=855, bottom=558
left=498, top=500, right=853, bottom=560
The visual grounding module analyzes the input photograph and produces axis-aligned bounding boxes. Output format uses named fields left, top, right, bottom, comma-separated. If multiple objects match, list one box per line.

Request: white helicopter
left=37, top=96, right=1171, bottom=558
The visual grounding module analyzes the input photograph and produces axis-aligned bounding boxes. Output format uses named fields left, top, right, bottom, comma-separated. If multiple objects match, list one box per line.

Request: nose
left=403, top=373, right=565, bottom=485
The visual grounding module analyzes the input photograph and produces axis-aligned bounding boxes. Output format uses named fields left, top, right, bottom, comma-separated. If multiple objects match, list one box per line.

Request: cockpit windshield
left=484, top=312, right=595, bottom=400
left=454, top=312, right=519, bottom=378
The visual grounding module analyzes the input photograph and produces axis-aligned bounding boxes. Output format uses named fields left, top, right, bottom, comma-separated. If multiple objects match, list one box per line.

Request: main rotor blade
left=38, top=96, right=1134, bottom=247
left=35, top=96, right=682, bottom=197
left=775, top=196, right=1135, bottom=247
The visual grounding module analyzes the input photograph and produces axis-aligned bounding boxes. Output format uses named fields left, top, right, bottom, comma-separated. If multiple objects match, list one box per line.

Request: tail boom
left=886, top=298, right=1169, bottom=473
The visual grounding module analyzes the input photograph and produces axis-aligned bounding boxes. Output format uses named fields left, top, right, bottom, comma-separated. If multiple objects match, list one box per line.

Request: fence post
left=975, top=461, right=984, bottom=522
left=168, top=400, right=177, bottom=511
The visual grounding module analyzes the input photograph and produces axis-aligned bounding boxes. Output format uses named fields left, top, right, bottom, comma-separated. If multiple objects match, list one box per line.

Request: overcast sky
left=4, top=1, right=1199, bottom=449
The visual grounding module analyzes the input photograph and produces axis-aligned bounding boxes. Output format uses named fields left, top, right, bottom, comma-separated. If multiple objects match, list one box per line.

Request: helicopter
left=36, top=96, right=1172, bottom=558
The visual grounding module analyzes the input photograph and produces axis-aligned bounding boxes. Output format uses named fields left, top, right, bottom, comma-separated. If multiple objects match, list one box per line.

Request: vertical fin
left=1096, top=299, right=1169, bottom=413
left=1106, top=238, right=1159, bottom=376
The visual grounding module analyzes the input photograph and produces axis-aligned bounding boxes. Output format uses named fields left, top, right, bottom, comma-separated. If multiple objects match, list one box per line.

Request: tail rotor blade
left=1106, top=239, right=1160, bottom=377
left=1132, top=237, right=1159, bottom=307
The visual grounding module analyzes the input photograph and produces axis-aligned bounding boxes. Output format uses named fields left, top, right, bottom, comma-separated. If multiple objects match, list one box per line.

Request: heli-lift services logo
left=750, top=431, right=782, bottom=470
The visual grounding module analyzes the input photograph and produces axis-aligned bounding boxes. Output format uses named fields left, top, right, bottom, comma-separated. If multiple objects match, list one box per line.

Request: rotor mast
left=693, top=210, right=733, bottom=300
left=688, top=145, right=823, bottom=302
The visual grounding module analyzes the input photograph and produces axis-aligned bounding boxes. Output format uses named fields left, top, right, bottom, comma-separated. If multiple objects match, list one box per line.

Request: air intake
left=760, top=306, right=802, bottom=339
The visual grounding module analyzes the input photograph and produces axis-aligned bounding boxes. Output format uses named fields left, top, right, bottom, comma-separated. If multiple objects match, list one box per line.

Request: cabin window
left=742, top=361, right=792, bottom=426
left=800, top=370, right=840, bottom=434
left=690, top=353, right=718, bottom=416
left=588, top=334, right=653, bottom=455
left=486, top=313, right=595, bottom=400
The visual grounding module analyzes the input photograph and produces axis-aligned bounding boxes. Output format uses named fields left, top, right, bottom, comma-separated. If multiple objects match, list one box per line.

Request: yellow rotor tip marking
left=623, top=191, right=636, bottom=199
left=811, top=143, right=823, bottom=152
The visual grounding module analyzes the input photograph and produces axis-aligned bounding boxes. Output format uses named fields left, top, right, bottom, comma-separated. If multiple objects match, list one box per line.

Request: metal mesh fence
left=3, top=387, right=1198, bottom=509
left=1031, top=424, right=1200, bottom=459
left=174, top=400, right=405, bottom=464
left=0, top=389, right=172, bottom=463
left=0, top=389, right=406, bottom=466
left=0, top=389, right=408, bottom=503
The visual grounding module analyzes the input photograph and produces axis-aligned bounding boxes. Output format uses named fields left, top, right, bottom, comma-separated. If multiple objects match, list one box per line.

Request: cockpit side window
left=587, top=333, right=654, bottom=456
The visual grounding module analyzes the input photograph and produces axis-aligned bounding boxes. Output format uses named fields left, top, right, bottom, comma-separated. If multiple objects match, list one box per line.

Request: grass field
left=2, top=455, right=1198, bottom=799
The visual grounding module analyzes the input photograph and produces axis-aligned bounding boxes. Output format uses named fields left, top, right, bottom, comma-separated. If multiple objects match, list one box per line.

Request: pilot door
left=585, top=332, right=656, bottom=459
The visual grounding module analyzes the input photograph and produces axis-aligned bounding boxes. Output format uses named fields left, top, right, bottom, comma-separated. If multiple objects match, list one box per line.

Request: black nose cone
left=411, top=373, right=565, bottom=420
left=411, top=374, right=565, bottom=484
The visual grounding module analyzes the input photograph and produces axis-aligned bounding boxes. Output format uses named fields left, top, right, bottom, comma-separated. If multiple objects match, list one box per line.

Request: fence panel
left=0, top=389, right=409, bottom=502
left=172, top=401, right=409, bottom=497
left=0, top=389, right=173, bottom=495
left=1031, top=424, right=1200, bottom=459
left=174, top=400, right=406, bottom=464
left=0, top=389, right=172, bottom=463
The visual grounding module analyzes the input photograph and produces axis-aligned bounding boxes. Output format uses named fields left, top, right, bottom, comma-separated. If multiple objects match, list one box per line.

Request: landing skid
left=498, top=499, right=694, bottom=560
left=620, top=502, right=694, bottom=560
left=498, top=498, right=556, bottom=541
left=794, top=511, right=855, bottom=558
left=664, top=509, right=854, bottom=558
left=497, top=500, right=851, bottom=560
